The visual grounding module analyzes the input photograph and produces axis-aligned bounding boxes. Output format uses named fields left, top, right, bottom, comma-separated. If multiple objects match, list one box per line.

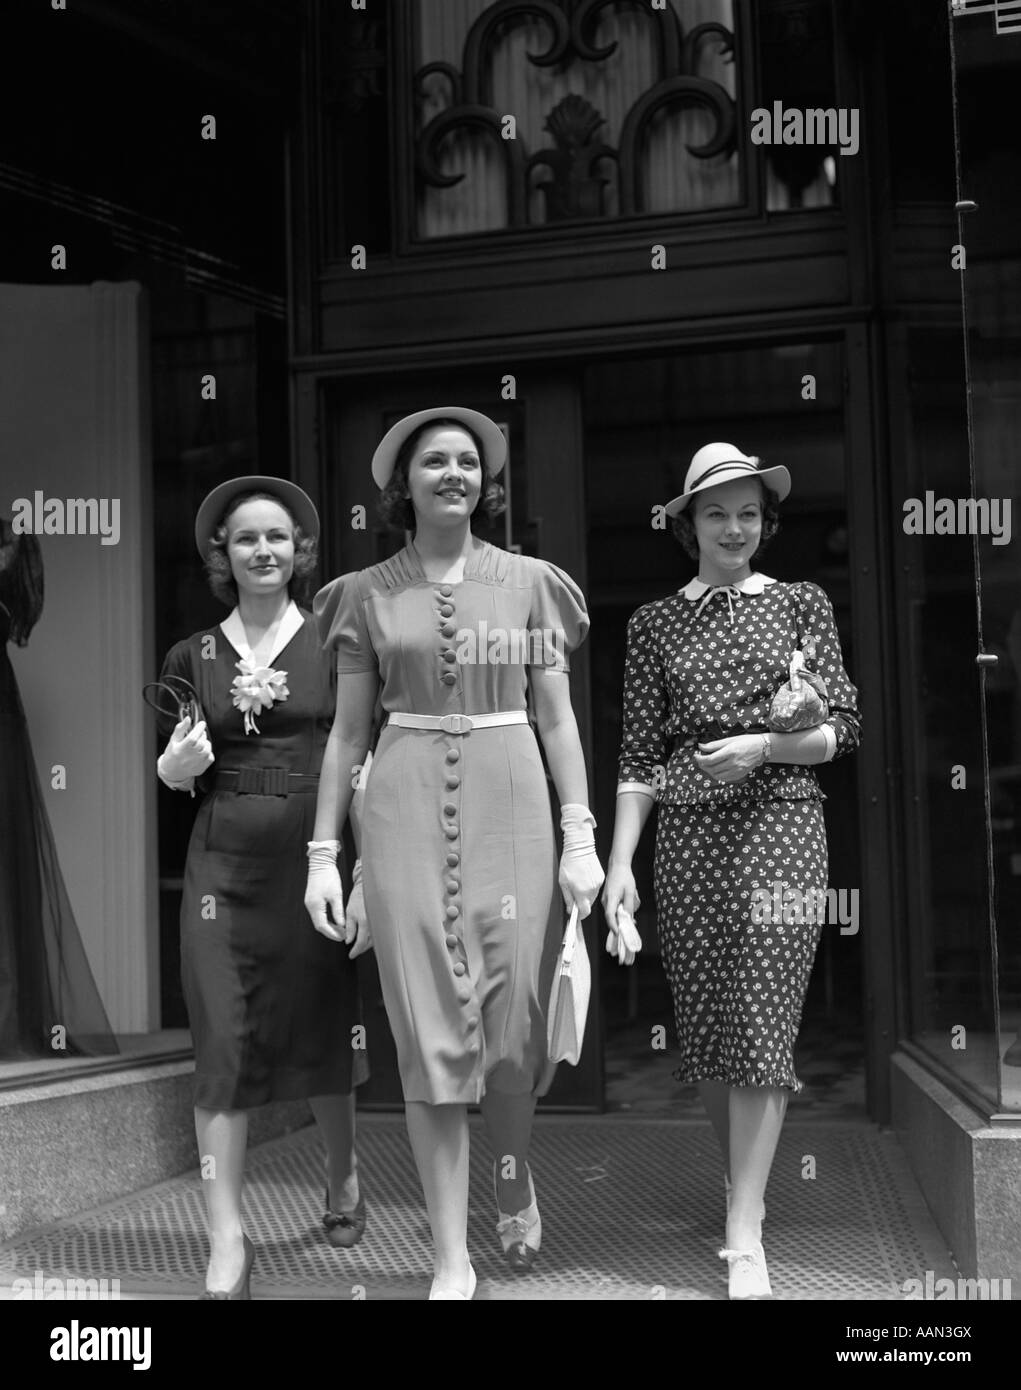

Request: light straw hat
left=664, top=442, right=791, bottom=517
left=370, top=407, right=507, bottom=489
left=194, top=477, right=319, bottom=558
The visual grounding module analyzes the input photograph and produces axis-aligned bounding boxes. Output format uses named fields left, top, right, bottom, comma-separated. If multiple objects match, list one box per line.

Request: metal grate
left=0, top=1116, right=955, bottom=1300
left=951, top=0, right=1021, bottom=31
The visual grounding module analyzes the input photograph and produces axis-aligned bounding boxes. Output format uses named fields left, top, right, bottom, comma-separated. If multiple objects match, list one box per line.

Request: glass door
left=583, top=338, right=868, bottom=1116
left=948, top=2, right=1021, bottom=1113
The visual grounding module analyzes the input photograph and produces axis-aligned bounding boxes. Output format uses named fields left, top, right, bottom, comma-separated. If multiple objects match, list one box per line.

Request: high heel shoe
left=494, top=1163, right=541, bottom=1274
left=428, top=1264, right=477, bottom=1301
left=323, top=1186, right=367, bottom=1249
left=718, top=1242, right=772, bottom=1300
left=198, top=1234, right=256, bottom=1300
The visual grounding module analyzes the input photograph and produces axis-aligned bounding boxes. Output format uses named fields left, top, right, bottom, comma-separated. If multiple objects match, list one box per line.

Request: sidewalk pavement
left=0, top=1112, right=962, bottom=1301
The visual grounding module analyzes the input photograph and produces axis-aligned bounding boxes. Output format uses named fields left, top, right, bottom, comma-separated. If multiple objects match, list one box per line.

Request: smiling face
left=690, top=478, right=764, bottom=581
left=224, top=497, right=296, bottom=600
left=405, top=425, right=484, bottom=529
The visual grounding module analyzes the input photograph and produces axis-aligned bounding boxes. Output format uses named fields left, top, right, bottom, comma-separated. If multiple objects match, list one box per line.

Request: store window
left=903, top=2, right=1020, bottom=1113
left=953, top=4, right=1021, bottom=1112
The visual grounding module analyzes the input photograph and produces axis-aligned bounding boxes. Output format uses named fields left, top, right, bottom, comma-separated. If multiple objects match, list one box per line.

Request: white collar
left=220, top=600, right=304, bottom=666
left=681, top=573, right=776, bottom=599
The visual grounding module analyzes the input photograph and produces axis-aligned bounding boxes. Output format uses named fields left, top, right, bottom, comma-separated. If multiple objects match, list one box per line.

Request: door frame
left=292, top=314, right=899, bottom=1120
left=294, top=369, right=602, bottom=1110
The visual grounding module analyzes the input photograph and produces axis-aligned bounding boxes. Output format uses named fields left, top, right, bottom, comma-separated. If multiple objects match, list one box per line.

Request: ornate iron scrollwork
left=414, top=0, right=736, bottom=230
left=757, top=0, right=836, bottom=209
left=531, top=95, right=613, bottom=222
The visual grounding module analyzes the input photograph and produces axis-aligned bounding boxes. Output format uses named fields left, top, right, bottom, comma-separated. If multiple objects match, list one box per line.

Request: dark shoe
left=494, top=1163, right=541, bottom=1274
left=198, top=1234, right=255, bottom=1300
left=323, top=1188, right=367, bottom=1248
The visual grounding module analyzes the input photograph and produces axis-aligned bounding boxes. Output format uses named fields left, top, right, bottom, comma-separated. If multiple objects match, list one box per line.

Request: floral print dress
left=617, top=574, right=861, bottom=1091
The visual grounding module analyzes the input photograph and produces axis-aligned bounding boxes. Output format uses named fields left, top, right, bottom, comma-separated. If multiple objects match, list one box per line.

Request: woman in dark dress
left=156, top=478, right=368, bottom=1298
left=0, top=518, right=117, bottom=1059
left=602, top=443, right=861, bottom=1300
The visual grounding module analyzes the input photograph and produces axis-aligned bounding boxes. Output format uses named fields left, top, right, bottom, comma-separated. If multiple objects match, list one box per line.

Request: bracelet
left=307, top=839, right=341, bottom=859
left=760, top=733, right=772, bottom=765
left=351, top=857, right=363, bottom=887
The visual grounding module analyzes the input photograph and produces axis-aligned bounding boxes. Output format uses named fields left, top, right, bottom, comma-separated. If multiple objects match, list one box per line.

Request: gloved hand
left=606, top=906, right=642, bottom=966
left=305, top=840, right=345, bottom=943
left=558, top=803, right=605, bottom=919
left=344, top=861, right=373, bottom=960
left=157, top=716, right=214, bottom=785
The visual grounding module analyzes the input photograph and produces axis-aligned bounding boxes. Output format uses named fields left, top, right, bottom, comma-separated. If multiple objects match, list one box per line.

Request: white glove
left=606, top=906, right=642, bottom=967
left=157, top=716, right=214, bottom=786
left=558, top=803, right=605, bottom=920
left=305, top=841, right=345, bottom=943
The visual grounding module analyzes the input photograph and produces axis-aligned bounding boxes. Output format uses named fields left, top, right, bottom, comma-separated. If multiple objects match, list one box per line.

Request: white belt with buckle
left=388, top=711, right=528, bottom=735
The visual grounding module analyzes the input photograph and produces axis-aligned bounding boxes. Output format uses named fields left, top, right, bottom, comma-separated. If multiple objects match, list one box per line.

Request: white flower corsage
left=230, top=657, right=289, bottom=735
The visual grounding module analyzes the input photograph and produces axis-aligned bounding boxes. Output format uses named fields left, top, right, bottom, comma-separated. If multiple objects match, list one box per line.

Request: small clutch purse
left=546, top=905, right=590, bottom=1067
left=141, top=674, right=205, bottom=732
left=767, top=637, right=829, bottom=733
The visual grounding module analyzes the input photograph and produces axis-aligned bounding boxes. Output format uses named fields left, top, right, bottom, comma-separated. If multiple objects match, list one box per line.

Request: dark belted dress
left=159, top=607, right=366, bottom=1109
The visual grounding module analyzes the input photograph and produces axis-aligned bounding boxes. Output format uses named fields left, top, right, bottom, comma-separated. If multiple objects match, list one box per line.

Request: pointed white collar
left=681, top=573, right=776, bottom=599
left=220, top=600, right=304, bottom=666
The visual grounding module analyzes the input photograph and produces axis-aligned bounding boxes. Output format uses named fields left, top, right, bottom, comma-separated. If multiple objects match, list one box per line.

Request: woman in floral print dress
left=602, top=443, right=861, bottom=1300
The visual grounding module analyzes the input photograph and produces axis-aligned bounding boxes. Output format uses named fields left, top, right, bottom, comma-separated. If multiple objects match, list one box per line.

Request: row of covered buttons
left=435, top=585, right=476, bottom=1035
left=437, top=583, right=458, bottom=686
left=442, top=751, right=476, bottom=1029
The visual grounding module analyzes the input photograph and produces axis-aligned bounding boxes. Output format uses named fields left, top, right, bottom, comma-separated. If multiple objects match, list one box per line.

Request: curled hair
left=377, top=417, right=506, bottom=534
left=671, top=481, right=781, bottom=562
left=0, top=518, right=44, bottom=646
left=203, top=491, right=318, bottom=607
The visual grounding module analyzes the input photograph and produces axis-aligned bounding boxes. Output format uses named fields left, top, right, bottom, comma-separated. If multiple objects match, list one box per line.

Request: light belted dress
left=314, top=537, right=588, bottom=1105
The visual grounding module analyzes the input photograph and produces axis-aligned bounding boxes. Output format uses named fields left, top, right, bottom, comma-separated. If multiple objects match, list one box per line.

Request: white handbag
left=546, top=905, right=591, bottom=1066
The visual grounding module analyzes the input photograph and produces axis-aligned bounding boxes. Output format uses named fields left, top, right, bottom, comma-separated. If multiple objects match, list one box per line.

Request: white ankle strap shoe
left=429, top=1265, right=477, bottom=1300
left=719, top=1242, right=773, bottom=1299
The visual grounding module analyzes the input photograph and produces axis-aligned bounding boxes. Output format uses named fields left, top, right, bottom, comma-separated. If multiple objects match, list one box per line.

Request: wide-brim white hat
left=194, top=476, right=319, bottom=559
left=664, top=442, right=791, bottom=517
left=370, top=407, right=507, bottom=489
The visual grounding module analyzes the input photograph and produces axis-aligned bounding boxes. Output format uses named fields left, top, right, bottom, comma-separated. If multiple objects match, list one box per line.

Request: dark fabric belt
left=212, top=768, right=320, bottom=797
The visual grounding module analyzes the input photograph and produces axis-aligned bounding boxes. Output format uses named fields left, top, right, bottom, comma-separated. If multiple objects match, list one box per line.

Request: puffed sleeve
left=313, top=571, right=378, bottom=674
left=617, top=603, right=669, bottom=795
left=526, top=559, right=590, bottom=672
left=798, top=582, right=861, bottom=760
